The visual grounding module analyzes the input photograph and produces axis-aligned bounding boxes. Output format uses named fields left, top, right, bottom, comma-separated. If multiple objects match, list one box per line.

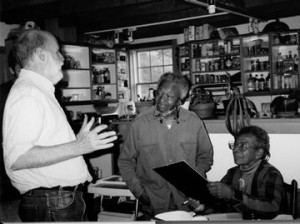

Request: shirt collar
left=154, top=105, right=180, bottom=123
left=240, top=159, right=262, bottom=174
left=19, top=69, right=55, bottom=94
left=152, top=105, right=193, bottom=124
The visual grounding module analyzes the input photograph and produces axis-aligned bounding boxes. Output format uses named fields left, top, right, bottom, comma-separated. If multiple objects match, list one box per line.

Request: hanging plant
left=225, top=87, right=257, bottom=137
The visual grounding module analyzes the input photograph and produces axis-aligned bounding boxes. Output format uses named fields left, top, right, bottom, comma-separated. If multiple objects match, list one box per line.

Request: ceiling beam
left=66, top=1, right=209, bottom=32
left=184, top=0, right=263, bottom=20
left=244, top=0, right=300, bottom=20
left=85, top=12, right=229, bottom=35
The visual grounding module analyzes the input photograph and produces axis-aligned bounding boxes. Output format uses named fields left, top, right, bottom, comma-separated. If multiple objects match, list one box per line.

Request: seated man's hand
left=207, top=182, right=233, bottom=200
left=185, top=198, right=205, bottom=212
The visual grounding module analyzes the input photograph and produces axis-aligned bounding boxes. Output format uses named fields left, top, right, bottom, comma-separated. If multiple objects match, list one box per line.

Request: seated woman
left=188, top=125, right=286, bottom=219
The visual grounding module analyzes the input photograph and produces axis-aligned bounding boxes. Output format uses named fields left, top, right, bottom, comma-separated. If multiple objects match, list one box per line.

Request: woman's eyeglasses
left=228, top=141, right=251, bottom=152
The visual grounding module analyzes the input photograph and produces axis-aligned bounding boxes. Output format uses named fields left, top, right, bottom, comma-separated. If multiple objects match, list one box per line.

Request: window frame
left=129, top=40, right=178, bottom=102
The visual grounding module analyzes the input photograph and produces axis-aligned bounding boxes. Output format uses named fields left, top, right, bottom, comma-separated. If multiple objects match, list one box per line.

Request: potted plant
left=189, top=87, right=215, bottom=119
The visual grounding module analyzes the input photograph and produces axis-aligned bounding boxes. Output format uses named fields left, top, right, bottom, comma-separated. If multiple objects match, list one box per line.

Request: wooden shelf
left=62, top=100, right=93, bottom=106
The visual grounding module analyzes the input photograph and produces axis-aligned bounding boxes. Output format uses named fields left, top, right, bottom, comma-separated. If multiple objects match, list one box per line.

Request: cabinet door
left=61, top=44, right=91, bottom=103
left=270, top=31, right=299, bottom=92
left=241, top=34, right=270, bottom=95
left=91, top=47, right=118, bottom=102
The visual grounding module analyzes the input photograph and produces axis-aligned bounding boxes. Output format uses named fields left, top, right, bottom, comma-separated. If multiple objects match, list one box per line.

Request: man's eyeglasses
left=228, top=141, right=252, bottom=152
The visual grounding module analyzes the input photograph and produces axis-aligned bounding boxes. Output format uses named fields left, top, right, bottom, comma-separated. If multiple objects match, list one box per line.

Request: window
left=135, top=46, right=174, bottom=101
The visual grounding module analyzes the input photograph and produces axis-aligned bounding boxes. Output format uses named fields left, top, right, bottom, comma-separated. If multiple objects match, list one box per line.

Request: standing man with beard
left=2, top=29, right=118, bottom=222
left=118, top=72, right=213, bottom=219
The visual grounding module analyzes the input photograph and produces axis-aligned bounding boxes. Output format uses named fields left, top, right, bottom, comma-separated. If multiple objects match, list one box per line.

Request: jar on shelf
left=247, top=73, right=255, bottom=91
left=103, top=68, right=111, bottom=83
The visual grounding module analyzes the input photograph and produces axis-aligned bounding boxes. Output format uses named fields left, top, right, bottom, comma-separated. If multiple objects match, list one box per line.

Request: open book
left=153, top=160, right=213, bottom=203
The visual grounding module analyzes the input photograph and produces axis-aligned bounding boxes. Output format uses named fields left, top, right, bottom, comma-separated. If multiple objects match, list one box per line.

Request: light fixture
left=207, top=0, right=216, bottom=14
left=124, top=27, right=136, bottom=42
left=127, top=29, right=133, bottom=42
left=114, top=29, right=122, bottom=44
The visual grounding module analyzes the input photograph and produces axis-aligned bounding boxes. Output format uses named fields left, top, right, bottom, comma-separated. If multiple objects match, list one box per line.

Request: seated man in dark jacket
left=188, top=125, right=285, bottom=219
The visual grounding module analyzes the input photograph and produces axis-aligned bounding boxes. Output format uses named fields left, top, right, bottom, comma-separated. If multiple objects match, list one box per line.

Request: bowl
left=155, top=211, right=200, bottom=221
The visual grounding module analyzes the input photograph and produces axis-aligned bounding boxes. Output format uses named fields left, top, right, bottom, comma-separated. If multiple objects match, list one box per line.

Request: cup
left=72, top=94, right=79, bottom=101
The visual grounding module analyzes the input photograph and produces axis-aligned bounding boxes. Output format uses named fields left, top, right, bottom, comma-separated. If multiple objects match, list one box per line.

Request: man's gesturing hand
left=76, top=115, right=118, bottom=154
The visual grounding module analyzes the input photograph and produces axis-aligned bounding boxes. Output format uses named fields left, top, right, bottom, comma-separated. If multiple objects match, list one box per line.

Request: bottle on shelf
left=209, top=60, right=214, bottom=71
left=214, top=59, right=219, bottom=71
left=255, top=74, right=259, bottom=91
left=290, top=34, right=297, bottom=44
left=195, top=74, right=200, bottom=84
left=95, top=86, right=104, bottom=100
left=212, top=42, right=219, bottom=56
left=197, top=44, right=201, bottom=57
left=247, top=73, right=255, bottom=92
left=192, top=44, right=198, bottom=58
left=103, top=68, right=110, bottom=83
left=293, top=54, right=299, bottom=71
left=251, top=59, right=258, bottom=71
left=227, top=40, right=232, bottom=54
left=219, top=41, right=225, bottom=55
left=291, top=74, right=296, bottom=88
left=283, top=51, right=294, bottom=73
left=265, top=73, right=271, bottom=90
left=259, top=74, right=265, bottom=91
left=273, top=73, right=279, bottom=89
left=283, top=73, right=291, bottom=89
left=248, top=60, right=253, bottom=71
left=225, top=56, right=232, bottom=69
left=220, top=56, right=225, bottom=70
left=257, top=59, right=262, bottom=71
left=277, top=74, right=283, bottom=89
left=95, top=70, right=104, bottom=84
left=276, top=52, right=284, bottom=73
left=292, top=73, right=299, bottom=88
left=273, top=34, right=280, bottom=45
left=195, top=59, right=200, bottom=72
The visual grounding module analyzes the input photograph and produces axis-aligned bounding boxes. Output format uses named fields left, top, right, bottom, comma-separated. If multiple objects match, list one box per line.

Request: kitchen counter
left=112, top=116, right=300, bottom=190
left=113, top=117, right=300, bottom=134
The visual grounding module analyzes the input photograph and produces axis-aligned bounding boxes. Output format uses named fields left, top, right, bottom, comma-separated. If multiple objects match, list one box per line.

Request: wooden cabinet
left=270, top=31, right=299, bottom=92
left=60, top=43, right=130, bottom=106
left=179, top=37, right=241, bottom=86
left=240, top=33, right=271, bottom=95
left=180, top=30, right=300, bottom=98
left=60, top=44, right=92, bottom=104
left=179, top=37, right=242, bottom=111
left=241, top=31, right=300, bottom=96
left=91, top=47, right=118, bottom=103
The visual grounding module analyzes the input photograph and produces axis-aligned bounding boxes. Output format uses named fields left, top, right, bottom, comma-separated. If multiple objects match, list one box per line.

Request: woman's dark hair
left=157, top=72, right=191, bottom=104
left=237, top=125, right=270, bottom=161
